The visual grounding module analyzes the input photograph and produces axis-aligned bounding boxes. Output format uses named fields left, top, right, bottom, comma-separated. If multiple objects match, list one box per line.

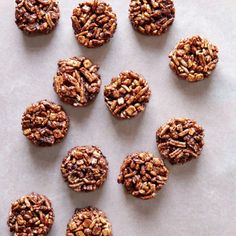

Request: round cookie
left=53, top=57, right=101, bottom=107
left=61, top=146, right=108, bottom=192
left=104, top=71, right=151, bottom=119
left=129, top=0, right=175, bottom=35
left=169, top=35, right=219, bottom=82
left=15, top=0, right=60, bottom=34
left=7, top=193, right=54, bottom=235
left=21, top=100, right=69, bottom=146
left=66, top=207, right=112, bottom=236
left=117, top=152, right=169, bottom=200
left=156, top=118, right=204, bottom=164
left=71, top=0, right=117, bottom=48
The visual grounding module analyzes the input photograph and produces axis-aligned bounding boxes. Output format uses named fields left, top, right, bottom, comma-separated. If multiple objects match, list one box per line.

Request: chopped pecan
left=21, top=100, right=69, bottom=146
left=7, top=193, right=54, bottom=235
left=71, top=0, right=117, bottom=48
left=15, top=0, right=60, bottom=34
left=61, top=146, right=108, bottom=192
left=53, top=57, right=101, bottom=107
left=169, top=35, right=219, bottom=82
left=129, top=0, right=175, bottom=35
left=156, top=118, right=204, bottom=164
left=66, top=207, right=112, bottom=236
left=117, top=152, right=169, bottom=200
left=104, top=71, right=151, bottom=119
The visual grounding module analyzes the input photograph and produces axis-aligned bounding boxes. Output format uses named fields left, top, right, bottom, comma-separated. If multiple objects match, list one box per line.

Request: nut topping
left=117, top=152, right=169, bottom=200
left=71, top=0, right=117, bottom=48
left=129, top=0, right=175, bottom=35
left=61, top=146, right=108, bottom=192
left=66, top=207, right=112, bottom=236
left=21, top=100, right=69, bottom=146
left=7, top=193, right=54, bottom=235
left=53, top=57, right=101, bottom=107
left=104, top=71, right=151, bottom=119
left=156, top=118, right=205, bottom=164
left=169, top=35, right=219, bottom=82
left=15, top=0, right=60, bottom=34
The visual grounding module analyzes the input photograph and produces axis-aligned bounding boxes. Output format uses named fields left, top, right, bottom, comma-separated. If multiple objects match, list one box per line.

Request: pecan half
left=104, top=71, right=151, bottom=119
left=7, top=193, right=54, bottom=235
left=117, top=152, right=169, bottom=200
left=156, top=118, right=205, bottom=164
left=169, top=35, right=219, bottom=82
left=21, top=100, right=69, bottom=146
left=61, top=146, right=108, bottom=192
left=67, top=207, right=112, bottom=236
left=129, top=0, right=175, bottom=35
left=53, top=57, right=101, bottom=107
left=71, top=0, right=117, bottom=48
left=15, top=0, right=60, bottom=34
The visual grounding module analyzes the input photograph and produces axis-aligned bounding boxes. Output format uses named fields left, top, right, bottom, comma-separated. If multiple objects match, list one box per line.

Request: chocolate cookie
left=129, top=0, right=175, bottom=35
left=117, top=152, right=169, bottom=200
left=61, top=146, right=108, bottom=192
left=66, top=207, right=112, bottom=236
left=156, top=118, right=205, bottom=164
left=21, top=100, right=69, bottom=146
left=15, top=0, right=60, bottom=34
left=7, top=193, right=54, bottom=235
left=104, top=71, right=151, bottom=119
left=71, top=0, right=117, bottom=48
left=169, top=35, right=219, bottom=82
left=53, top=57, right=101, bottom=107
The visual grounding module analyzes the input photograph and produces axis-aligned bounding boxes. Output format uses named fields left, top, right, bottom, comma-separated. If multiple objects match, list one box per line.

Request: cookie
left=7, top=193, right=54, bottom=235
left=117, top=152, right=169, bottom=200
left=169, top=35, right=219, bottom=82
left=66, top=207, right=112, bottom=236
left=71, top=0, right=117, bottom=48
left=15, top=0, right=60, bottom=34
left=61, top=146, right=108, bottom=192
left=104, top=71, right=151, bottom=119
left=21, top=100, right=69, bottom=146
left=156, top=118, right=204, bottom=164
left=129, top=0, right=175, bottom=35
left=53, top=57, right=101, bottom=107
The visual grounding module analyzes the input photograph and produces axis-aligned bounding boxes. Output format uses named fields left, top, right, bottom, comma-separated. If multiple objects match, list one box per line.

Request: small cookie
left=15, top=0, right=60, bottom=34
left=104, top=71, right=151, bottom=119
left=21, top=100, right=69, bottom=146
left=7, top=193, right=54, bottom=235
left=129, top=0, right=175, bottom=35
left=53, top=57, right=101, bottom=107
left=71, top=0, right=117, bottom=48
left=117, top=152, right=168, bottom=200
left=67, top=207, right=112, bottom=236
left=169, top=35, right=219, bottom=82
left=156, top=118, right=204, bottom=164
left=61, top=146, right=108, bottom=192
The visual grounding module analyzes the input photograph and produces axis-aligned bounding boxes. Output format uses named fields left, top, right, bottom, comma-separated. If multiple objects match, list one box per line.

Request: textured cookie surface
left=156, top=118, right=204, bottom=164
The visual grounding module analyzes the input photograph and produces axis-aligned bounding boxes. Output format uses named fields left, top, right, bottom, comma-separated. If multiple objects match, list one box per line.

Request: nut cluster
left=156, top=118, right=204, bottom=164
left=21, top=100, right=69, bottom=146
left=71, top=0, right=117, bottom=48
left=169, top=35, right=219, bottom=82
left=129, top=0, right=175, bottom=35
left=117, top=152, right=169, bottom=200
left=67, top=207, right=112, bottom=236
left=53, top=57, right=101, bottom=107
left=61, top=146, right=108, bottom=192
left=7, top=193, right=54, bottom=235
left=104, top=71, right=151, bottom=119
left=15, top=0, right=60, bottom=34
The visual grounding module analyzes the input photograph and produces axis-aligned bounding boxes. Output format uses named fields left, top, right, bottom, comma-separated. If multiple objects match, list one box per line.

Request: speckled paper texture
left=0, top=0, right=236, bottom=235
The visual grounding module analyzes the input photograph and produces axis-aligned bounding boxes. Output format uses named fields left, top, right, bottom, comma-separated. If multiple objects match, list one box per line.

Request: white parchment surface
left=0, top=0, right=236, bottom=235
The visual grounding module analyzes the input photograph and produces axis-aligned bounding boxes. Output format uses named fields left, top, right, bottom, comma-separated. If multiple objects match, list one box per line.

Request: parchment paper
left=0, top=0, right=236, bottom=235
